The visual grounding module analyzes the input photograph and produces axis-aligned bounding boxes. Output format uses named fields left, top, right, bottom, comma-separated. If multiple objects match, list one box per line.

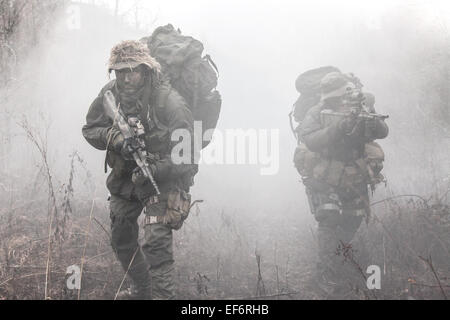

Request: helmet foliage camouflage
left=108, top=40, right=161, bottom=73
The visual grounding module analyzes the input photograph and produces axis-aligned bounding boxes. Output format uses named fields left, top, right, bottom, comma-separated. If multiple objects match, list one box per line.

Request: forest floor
left=0, top=181, right=449, bottom=300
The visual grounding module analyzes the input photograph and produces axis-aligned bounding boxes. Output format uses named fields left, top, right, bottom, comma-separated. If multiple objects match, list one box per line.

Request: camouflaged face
left=108, top=40, right=161, bottom=73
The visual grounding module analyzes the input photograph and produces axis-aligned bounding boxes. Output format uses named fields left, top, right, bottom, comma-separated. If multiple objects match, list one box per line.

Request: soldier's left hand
left=131, top=167, right=146, bottom=186
left=364, top=119, right=378, bottom=139
left=131, top=164, right=159, bottom=186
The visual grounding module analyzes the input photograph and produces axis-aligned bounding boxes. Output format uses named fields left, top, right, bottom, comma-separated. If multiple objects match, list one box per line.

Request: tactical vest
left=294, top=102, right=385, bottom=192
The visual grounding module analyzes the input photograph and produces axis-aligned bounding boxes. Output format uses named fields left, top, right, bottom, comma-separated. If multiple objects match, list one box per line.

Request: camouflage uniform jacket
left=299, top=101, right=388, bottom=162
left=298, top=100, right=389, bottom=202
left=82, top=78, right=198, bottom=201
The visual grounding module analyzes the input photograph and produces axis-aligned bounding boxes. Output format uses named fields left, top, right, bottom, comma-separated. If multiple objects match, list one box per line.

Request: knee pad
left=313, top=193, right=342, bottom=223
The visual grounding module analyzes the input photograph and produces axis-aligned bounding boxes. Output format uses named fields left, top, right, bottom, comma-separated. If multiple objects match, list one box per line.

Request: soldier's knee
left=314, top=200, right=342, bottom=228
left=109, top=196, right=142, bottom=250
left=340, top=209, right=364, bottom=233
left=110, top=212, right=140, bottom=251
left=315, top=204, right=341, bottom=225
left=308, top=190, right=342, bottom=225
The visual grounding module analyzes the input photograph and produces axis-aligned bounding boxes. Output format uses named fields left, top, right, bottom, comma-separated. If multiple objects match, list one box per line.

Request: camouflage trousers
left=306, top=187, right=366, bottom=287
left=109, top=194, right=175, bottom=300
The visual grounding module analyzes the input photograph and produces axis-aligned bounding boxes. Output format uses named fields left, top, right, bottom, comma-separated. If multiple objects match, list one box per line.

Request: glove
left=132, top=166, right=150, bottom=186
left=364, top=118, right=377, bottom=139
left=106, top=127, right=124, bottom=153
left=131, top=163, right=158, bottom=186
left=106, top=127, right=137, bottom=160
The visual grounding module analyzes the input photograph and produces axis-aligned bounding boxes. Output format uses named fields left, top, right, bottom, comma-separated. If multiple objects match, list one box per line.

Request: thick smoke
left=0, top=0, right=449, bottom=300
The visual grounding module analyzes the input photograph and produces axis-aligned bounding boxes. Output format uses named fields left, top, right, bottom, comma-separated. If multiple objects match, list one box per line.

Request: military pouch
left=324, top=159, right=345, bottom=187
left=294, top=144, right=321, bottom=177
left=364, top=142, right=385, bottom=186
left=312, top=158, right=330, bottom=181
left=165, top=189, right=192, bottom=230
left=339, top=162, right=367, bottom=191
left=312, top=158, right=345, bottom=188
left=144, top=189, right=191, bottom=230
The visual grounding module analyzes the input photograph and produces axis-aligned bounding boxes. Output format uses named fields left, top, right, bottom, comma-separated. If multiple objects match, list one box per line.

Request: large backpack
left=142, top=24, right=221, bottom=148
left=292, top=66, right=340, bottom=123
left=291, top=67, right=386, bottom=192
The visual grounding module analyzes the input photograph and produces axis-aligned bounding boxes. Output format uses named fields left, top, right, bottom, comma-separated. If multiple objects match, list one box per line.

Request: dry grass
left=0, top=177, right=449, bottom=300
left=0, top=120, right=448, bottom=300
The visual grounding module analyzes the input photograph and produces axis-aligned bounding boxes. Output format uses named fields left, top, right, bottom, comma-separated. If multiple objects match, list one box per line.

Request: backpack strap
left=192, top=67, right=199, bottom=110
left=204, top=54, right=219, bottom=76
left=289, top=104, right=298, bottom=141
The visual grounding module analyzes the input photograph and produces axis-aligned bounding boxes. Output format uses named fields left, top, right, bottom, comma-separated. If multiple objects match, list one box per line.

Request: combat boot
left=310, top=263, right=336, bottom=297
left=115, top=248, right=152, bottom=300
left=116, top=280, right=152, bottom=300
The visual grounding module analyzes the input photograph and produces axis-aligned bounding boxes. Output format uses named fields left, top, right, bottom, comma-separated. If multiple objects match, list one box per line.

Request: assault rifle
left=320, top=90, right=389, bottom=136
left=103, top=90, right=160, bottom=195
left=320, top=108, right=389, bottom=122
left=320, top=107, right=389, bottom=139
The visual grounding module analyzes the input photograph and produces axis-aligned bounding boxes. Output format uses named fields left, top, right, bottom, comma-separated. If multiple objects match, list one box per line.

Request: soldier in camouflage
left=298, top=72, right=389, bottom=295
left=82, top=40, right=197, bottom=299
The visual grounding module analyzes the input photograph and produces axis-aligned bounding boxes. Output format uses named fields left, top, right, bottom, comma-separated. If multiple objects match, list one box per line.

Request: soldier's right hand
left=106, top=127, right=125, bottom=153
left=131, top=167, right=147, bottom=186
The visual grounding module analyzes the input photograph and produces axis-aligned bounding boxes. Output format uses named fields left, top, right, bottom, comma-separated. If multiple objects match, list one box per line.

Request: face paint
left=115, top=65, right=147, bottom=95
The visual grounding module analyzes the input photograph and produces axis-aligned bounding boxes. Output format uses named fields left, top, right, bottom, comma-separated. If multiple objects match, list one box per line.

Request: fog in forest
left=0, top=0, right=449, bottom=300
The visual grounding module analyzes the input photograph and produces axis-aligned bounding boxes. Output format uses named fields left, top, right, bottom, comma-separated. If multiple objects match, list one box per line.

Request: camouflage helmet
left=320, top=72, right=356, bottom=101
left=344, top=73, right=363, bottom=90
left=108, top=40, right=161, bottom=73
